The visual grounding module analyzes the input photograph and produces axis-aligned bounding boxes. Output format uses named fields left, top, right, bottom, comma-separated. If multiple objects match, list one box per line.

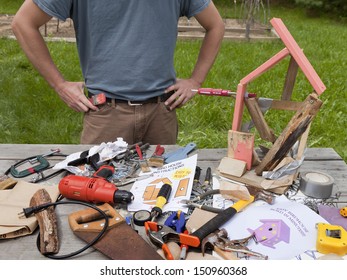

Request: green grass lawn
left=0, top=3, right=346, bottom=162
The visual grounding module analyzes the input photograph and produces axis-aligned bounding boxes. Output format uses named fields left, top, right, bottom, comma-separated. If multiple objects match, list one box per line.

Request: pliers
left=144, top=221, right=200, bottom=260
left=164, top=211, right=189, bottom=259
left=181, top=189, right=223, bottom=213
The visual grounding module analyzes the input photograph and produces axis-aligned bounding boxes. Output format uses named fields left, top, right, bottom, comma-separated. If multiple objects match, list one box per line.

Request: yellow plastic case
left=316, top=223, right=347, bottom=256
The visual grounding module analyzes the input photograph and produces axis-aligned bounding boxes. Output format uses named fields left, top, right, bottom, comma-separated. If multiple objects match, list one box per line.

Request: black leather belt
left=88, top=91, right=174, bottom=106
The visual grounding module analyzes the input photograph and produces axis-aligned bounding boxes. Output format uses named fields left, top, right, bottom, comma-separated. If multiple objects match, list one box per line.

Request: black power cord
left=21, top=200, right=109, bottom=260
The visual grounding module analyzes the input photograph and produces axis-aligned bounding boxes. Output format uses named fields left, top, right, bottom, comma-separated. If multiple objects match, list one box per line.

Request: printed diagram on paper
left=127, top=154, right=197, bottom=213
left=213, top=194, right=328, bottom=260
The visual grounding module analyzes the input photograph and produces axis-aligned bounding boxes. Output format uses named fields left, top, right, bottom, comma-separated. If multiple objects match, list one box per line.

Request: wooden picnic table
left=0, top=144, right=346, bottom=260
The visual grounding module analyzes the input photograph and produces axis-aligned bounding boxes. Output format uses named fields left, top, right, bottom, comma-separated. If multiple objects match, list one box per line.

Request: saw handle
left=68, top=203, right=122, bottom=233
left=191, top=197, right=254, bottom=244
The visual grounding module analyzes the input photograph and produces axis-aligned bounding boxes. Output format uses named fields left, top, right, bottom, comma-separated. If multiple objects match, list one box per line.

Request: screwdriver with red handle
left=192, top=88, right=256, bottom=98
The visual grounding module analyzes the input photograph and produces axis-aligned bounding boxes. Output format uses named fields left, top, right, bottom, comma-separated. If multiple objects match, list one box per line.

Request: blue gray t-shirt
left=33, top=0, right=210, bottom=100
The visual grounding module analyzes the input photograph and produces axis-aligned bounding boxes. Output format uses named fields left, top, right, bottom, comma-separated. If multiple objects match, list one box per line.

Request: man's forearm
left=191, top=2, right=225, bottom=86
left=190, top=25, right=225, bottom=86
left=12, top=23, right=66, bottom=91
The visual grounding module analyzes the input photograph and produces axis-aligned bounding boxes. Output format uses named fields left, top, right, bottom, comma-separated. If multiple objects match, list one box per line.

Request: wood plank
left=270, top=18, right=326, bottom=95
left=255, top=93, right=323, bottom=175
left=270, top=100, right=304, bottom=111
left=282, top=57, right=299, bottom=100
left=245, top=97, right=276, bottom=143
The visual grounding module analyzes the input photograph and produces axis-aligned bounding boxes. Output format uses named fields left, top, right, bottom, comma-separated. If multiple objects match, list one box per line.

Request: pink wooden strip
left=270, top=18, right=326, bottom=95
left=240, top=48, right=290, bottom=84
left=232, top=83, right=247, bottom=131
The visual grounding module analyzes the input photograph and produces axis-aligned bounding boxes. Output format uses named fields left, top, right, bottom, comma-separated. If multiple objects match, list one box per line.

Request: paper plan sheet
left=212, top=185, right=328, bottom=260
left=127, top=154, right=197, bottom=213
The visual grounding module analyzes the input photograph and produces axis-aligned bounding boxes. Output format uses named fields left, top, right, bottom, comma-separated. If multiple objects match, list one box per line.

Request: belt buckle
left=128, top=100, right=143, bottom=106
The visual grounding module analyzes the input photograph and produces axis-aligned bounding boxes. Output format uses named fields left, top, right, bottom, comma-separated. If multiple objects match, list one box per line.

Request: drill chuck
left=114, top=190, right=134, bottom=203
left=58, top=175, right=134, bottom=204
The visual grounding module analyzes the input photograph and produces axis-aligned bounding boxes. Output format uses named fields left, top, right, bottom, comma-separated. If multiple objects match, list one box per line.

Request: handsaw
left=68, top=203, right=163, bottom=260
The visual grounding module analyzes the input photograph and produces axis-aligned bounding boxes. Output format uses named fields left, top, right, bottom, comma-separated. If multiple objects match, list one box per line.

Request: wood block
left=227, top=130, right=254, bottom=170
left=218, top=157, right=247, bottom=177
left=186, top=208, right=217, bottom=234
left=219, top=180, right=251, bottom=201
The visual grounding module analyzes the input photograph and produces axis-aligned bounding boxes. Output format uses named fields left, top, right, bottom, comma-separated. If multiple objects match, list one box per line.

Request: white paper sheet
left=127, top=154, right=197, bottom=213
left=215, top=194, right=328, bottom=259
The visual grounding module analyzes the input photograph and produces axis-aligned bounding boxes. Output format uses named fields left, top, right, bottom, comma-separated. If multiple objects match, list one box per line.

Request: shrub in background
left=295, top=0, right=347, bottom=18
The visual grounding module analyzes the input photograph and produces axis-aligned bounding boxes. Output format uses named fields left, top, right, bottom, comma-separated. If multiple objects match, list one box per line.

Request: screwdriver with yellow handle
left=151, top=183, right=172, bottom=221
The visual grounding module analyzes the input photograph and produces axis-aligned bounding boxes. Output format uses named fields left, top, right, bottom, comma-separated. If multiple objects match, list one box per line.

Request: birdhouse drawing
left=248, top=219, right=290, bottom=249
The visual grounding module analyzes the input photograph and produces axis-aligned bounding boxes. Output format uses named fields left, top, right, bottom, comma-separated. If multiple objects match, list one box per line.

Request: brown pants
left=80, top=100, right=178, bottom=145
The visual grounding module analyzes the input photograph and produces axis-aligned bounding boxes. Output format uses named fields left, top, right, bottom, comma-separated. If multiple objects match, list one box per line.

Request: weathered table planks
left=0, top=144, right=346, bottom=260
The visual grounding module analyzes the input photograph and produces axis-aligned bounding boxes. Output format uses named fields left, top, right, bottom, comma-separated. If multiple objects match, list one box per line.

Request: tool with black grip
left=151, top=183, right=172, bottom=221
left=203, top=167, right=212, bottom=190
left=189, top=186, right=275, bottom=247
left=93, top=165, right=115, bottom=180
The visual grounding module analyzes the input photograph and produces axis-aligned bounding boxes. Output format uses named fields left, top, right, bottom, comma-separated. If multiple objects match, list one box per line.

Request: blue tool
left=163, top=142, right=196, bottom=163
left=164, top=211, right=186, bottom=233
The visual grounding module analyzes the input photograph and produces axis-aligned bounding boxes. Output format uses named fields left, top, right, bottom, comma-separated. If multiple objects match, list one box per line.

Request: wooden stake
left=30, top=189, right=59, bottom=255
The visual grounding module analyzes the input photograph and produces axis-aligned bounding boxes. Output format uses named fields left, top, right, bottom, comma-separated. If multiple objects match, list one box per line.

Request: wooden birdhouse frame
left=227, top=18, right=326, bottom=186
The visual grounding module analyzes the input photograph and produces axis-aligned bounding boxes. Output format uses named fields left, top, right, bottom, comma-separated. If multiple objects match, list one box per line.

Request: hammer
left=190, top=185, right=275, bottom=247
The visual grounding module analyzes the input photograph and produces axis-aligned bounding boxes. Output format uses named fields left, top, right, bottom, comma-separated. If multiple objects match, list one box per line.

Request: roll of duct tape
left=299, top=171, right=334, bottom=199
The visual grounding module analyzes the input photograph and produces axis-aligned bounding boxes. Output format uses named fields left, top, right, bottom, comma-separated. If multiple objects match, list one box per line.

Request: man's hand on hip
left=164, top=78, right=201, bottom=110
left=56, top=81, right=98, bottom=112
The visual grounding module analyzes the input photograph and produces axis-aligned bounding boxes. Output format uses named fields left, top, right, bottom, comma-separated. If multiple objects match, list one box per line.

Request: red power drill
left=58, top=175, right=134, bottom=204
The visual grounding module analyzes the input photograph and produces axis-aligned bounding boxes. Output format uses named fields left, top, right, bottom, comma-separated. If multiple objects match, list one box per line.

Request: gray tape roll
left=299, top=171, right=334, bottom=199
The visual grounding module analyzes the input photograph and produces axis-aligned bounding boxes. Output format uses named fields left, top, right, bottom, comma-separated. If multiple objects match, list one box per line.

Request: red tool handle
left=135, top=144, right=144, bottom=160
left=154, top=144, right=165, bottom=156
left=197, top=88, right=231, bottom=96
left=195, top=88, right=257, bottom=98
